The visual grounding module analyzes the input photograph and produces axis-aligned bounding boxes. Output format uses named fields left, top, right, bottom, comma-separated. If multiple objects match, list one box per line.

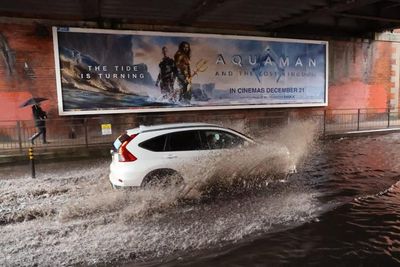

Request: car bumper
left=109, top=161, right=146, bottom=187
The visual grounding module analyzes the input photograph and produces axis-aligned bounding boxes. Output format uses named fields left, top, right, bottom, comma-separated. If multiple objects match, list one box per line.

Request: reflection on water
left=164, top=134, right=400, bottom=267
left=1, top=127, right=400, bottom=266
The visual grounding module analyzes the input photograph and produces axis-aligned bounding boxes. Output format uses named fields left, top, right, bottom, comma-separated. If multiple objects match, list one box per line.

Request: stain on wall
left=0, top=32, right=15, bottom=76
left=328, top=40, right=391, bottom=110
left=0, top=92, right=32, bottom=121
left=0, top=23, right=57, bottom=125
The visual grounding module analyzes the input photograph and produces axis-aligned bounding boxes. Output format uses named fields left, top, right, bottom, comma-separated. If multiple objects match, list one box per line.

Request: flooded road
left=1, top=127, right=400, bottom=266
left=163, top=134, right=400, bottom=267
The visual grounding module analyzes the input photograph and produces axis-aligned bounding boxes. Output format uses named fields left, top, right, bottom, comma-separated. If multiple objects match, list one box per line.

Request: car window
left=201, top=130, right=245, bottom=150
left=139, top=134, right=167, bottom=152
left=166, top=130, right=202, bottom=151
left=113, top=133, right=131, bottom=150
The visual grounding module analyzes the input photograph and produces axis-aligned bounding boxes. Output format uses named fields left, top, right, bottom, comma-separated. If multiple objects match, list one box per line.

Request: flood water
left=1, top=125, right=400, bottom=266
left=160, top=134, right=400, bottom=267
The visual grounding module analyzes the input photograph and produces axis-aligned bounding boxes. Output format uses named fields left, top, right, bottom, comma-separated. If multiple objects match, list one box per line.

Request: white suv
left=109, top=123, right=295, bottom=188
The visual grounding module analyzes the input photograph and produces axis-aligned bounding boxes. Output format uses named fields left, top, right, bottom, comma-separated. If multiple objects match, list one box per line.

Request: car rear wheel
left=142, top=169, right=183, bottom=188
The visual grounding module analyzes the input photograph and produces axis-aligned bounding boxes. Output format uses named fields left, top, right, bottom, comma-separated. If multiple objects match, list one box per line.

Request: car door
left=196, top=129, right=249, bottom=171
left=199, top=129, right=247, bottom=151
left=163, top=130, right=208, bottom=178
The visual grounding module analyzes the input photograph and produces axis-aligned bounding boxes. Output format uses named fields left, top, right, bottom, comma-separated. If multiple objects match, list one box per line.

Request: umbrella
left=19, top=97, right=48, bottom=108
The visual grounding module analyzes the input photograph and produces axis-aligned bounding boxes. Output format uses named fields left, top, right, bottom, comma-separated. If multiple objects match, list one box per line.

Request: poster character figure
left=174, top=41, right=192, bottom=102
left=155, top=46, right=176, bottom=97
left=29, top=103, right=48, bottom=144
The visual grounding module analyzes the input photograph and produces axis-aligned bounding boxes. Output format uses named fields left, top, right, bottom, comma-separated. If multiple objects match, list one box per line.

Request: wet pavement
left=1, top=122, right=400, bottom=266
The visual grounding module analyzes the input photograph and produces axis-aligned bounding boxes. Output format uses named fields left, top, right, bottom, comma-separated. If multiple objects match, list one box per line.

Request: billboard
left=53, top=27, right=328, bottom=115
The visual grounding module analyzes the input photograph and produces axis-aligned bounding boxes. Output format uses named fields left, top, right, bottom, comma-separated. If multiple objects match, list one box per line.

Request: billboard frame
left=52, top=26, right=329, bottom=115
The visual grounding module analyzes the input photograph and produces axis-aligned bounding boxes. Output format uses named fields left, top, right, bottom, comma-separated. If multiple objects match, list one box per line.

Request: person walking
left=29, top=103, right=48, bottom=144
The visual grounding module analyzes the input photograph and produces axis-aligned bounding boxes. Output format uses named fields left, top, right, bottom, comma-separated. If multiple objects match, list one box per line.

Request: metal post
left=16, top=121, right=22, bottom=153
left=84, top=118, right=88, bottom=148
left=28, top=147, right=35, bottom=178
left=387, top=108, right=390, bottom=128
left=357, top=109, right=361, bottom=131
left=323, top=109, right=326, bottom=137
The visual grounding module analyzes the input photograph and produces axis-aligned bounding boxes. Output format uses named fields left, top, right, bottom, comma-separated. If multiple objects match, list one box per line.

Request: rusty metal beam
left=335, top=12, right=400, bottom=23
left=264, top=0, right=382, bottom=30
left=178, top=0, right=225, bottom=26
left=80, top=0, right=101, bottom=20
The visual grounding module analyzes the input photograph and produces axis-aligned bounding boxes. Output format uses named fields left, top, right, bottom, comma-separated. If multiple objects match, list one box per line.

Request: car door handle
left=165, top=154, right=178, bottom=159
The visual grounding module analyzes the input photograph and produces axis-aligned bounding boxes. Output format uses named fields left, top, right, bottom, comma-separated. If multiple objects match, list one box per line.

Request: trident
left=191, top=59, right=208, bottom=79
left=182, top=59, right=208, bottom=101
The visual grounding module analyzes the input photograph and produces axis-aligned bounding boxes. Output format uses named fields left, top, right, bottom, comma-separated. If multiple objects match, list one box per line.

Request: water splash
left=0, top=120, right=321, bottom=266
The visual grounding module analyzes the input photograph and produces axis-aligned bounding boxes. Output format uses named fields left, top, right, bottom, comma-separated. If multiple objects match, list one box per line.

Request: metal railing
left=322, top=108, right=400, bottom=135
left=0, top=111, right=289, bottom=153
left=0, top=108, right=399, bottom=154
left=0, top=118, right=136, bottom=153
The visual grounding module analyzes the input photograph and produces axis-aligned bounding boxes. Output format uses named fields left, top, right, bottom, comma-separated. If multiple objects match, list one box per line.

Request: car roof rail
left=138, top=125, right=148, bottom=132
left=137, top=123, right=224, bottom=133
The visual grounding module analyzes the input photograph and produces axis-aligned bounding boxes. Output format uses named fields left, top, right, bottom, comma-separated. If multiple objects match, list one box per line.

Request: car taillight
left=118, top=134, right=137, bottom=162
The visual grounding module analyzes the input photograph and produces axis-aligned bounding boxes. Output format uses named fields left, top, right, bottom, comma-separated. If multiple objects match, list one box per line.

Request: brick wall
left=0, top=23, right=56, bottom=121
left=328, top=40, right=391, bottom=111
left=0, top=22, right=394, bottom=130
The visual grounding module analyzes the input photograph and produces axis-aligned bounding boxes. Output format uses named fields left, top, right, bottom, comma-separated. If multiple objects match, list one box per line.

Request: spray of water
left=269, top=119, right=320, bottom=166
left=60, top=120, right=319, bottom=220
left=0, top=120, right=321, bottom=266
left=178, top=119, right=320, bottom=200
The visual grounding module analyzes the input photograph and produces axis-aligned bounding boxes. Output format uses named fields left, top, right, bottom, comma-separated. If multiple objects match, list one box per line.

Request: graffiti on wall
left=0, top=33, right=15, bottom=76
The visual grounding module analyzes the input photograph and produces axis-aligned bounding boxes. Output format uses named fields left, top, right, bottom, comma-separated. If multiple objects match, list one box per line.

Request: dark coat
left=32, top=105, right=47, bottom=127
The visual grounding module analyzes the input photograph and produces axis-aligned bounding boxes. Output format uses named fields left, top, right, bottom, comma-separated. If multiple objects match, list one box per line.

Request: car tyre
left=142, top=169, right=183, bottom=188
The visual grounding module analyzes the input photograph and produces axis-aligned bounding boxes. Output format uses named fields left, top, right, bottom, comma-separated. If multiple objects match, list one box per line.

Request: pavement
left=0, top=144, right=111, bottom=166
left=324, top=127, right=400, bottom=139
